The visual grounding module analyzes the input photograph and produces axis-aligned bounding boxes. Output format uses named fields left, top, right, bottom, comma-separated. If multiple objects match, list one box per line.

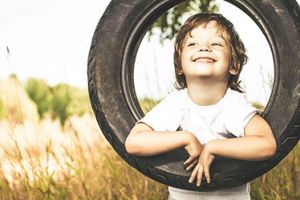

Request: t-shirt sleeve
left=224, top=95, right=257, bottom=137
left=138, top=91, right=184, bottom=131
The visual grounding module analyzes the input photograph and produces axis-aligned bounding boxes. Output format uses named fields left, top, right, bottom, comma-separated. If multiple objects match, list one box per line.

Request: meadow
left=0, top=76, right=298, bottom=200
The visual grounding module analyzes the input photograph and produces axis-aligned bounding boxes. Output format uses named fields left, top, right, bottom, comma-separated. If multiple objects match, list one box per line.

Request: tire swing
left=88, top=0, right=300, bottom=191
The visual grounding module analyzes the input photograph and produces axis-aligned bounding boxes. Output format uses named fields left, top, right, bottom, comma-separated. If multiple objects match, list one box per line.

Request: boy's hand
left=188, top=143, right=215, bottom=187
left=183, top=132, right=203, bottom=171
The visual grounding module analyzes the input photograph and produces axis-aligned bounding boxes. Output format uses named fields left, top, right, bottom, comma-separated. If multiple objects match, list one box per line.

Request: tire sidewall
left=88, top=0, right=300, bottom=190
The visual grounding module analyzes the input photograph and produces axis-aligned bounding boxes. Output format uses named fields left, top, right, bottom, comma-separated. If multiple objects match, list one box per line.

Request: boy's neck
left=186, top=81, right=228, bottom=106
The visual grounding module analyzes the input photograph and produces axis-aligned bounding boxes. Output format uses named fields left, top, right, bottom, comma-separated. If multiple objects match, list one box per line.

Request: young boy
left=125, top=12, right=276, bottom=200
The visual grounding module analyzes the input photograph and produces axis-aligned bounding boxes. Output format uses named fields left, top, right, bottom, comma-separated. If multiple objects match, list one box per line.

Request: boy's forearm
left=207, top=136, right=276, bottom=161
left=125, top=130, right=192, bottom=156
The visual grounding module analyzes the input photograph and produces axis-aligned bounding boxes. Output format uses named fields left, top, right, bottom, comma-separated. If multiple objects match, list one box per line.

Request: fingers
left=188, top=154, right=215, bottom=187
left=188, top=164, right=199, bottom=184
left=184, top=154, right=199, bottom=171
left=202, top=155, right=210, bottom=184
left=203, top=155, right=215, bottom=184
left=184, top=156, right=194, bottom=166
left=185, top=159, right=198, bottom=171
left=188, top=164, right=204, bottom=187
left=196, top=165, right=203, bottom=187
left=203, top=165, right=210, bottom=184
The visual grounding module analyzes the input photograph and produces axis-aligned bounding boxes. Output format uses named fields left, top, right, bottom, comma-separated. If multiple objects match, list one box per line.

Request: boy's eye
left=187, top=42, right=197, bottom=47
left=211, top=42, right=223, bottom=47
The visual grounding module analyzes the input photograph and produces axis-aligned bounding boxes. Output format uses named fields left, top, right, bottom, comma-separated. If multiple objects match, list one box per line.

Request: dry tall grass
left=0, top=114, right=167, bottom=200
left=251, top=142, right=300, bottom=200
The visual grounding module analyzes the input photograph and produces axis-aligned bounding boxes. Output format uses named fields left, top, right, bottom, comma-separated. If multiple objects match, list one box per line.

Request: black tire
left=88, top=0, right=300, bottom=191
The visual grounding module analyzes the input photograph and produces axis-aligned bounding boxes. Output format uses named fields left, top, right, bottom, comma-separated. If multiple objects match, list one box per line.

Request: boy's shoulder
left=224, top=89, right=257, bottom=115
left=226, top=89, right=250, bottom=105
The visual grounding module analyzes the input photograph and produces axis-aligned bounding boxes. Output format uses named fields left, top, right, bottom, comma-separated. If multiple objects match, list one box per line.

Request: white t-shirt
left=139, top=88, right=257, bottom=199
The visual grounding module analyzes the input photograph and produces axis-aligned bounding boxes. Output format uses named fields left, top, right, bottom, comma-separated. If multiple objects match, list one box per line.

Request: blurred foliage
left=51, top=83, right=71, bottom=125
left=25, top=78, right=53, bottom=118
left=25, top=78, right=91, bottom=125
left=51, top=83, right=90, bottom=124
left=139, top=97, right=161, bottom=114
left=251, top=101, right=265, bottom=112
left=149, top=0, right=218, bottom=42
left=8, top=73, right=18, bottom=80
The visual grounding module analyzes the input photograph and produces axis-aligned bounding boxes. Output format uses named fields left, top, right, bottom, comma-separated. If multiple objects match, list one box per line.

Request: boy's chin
left=187, top=74, right=230, bottom=82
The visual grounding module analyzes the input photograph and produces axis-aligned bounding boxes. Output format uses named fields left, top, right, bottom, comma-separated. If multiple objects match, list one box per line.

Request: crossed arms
left=125, top=114, right=276, bottom=187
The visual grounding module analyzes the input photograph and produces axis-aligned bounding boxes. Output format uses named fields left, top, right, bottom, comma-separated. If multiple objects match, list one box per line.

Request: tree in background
left=149, top=0, right=218, bottom=41
left=25, top=78, right=53, bottom=118
left=51, top=83, right=71, bottom=125
left=51, top=83, right=90, bottom=125
left=25, top=78, right=90, bottom=125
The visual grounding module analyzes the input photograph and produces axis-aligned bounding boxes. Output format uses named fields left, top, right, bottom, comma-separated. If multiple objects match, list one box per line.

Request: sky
left=0, top=0, right=299, bottom=105
left=0, top=0, right=111, bottom=86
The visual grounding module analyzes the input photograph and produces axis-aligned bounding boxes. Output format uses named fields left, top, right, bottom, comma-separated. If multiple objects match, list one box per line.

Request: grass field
left=0, top=115, right=168, bottom=200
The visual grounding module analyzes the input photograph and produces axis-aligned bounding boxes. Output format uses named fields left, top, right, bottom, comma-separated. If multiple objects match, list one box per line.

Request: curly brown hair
left=173, top=12, right=247, bottom=92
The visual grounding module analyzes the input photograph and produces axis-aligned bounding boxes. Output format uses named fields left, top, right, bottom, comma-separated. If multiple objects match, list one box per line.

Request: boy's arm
left=206, top=114, right=276, bottom=160
left=189, top=114, right=277, bottom=186
left=125, top=123, right=203, bottom=161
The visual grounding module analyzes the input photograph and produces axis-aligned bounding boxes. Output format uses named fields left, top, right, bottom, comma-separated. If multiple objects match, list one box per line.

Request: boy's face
left=180, top=21, right=232, bottom=85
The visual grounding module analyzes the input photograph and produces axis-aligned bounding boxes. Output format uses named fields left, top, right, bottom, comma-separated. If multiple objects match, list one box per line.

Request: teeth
left=194, top=58, right=214, bottom=63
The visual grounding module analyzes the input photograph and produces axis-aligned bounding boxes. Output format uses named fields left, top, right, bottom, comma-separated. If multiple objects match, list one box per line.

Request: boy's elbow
left=263, top=138, right=277, bottom=159
left=269, top=142, right=277, bottom=157
left=125, top=137, right=139, bottom=155
left=125, top=138, right=134, bottom=154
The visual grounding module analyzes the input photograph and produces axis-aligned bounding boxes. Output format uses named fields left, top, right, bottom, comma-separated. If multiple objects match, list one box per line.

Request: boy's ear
left=229, top=65, right=240, bottom=75
left=177, top=68, right=184, bottom=75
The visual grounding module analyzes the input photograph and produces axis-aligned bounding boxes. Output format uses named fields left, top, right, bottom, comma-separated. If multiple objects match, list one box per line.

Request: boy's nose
left=198, top=45, right=211, bottom=52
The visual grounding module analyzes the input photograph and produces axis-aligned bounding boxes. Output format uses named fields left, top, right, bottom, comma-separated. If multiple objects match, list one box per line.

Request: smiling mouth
left=193, top=57, right=216, bottom=63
